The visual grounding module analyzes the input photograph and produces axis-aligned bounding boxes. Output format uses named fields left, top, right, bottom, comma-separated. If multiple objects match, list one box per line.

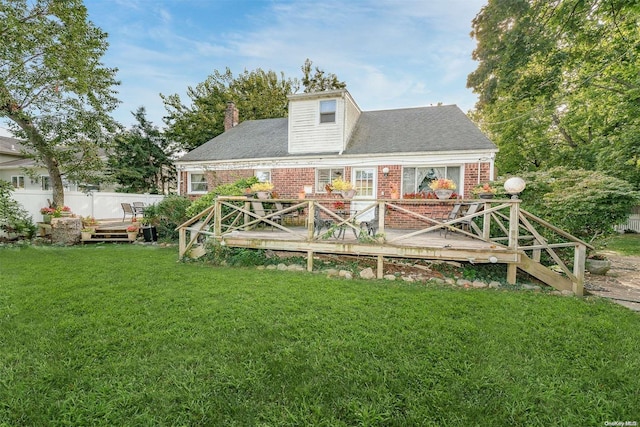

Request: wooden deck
left=178, top=197, right=593, bottom=295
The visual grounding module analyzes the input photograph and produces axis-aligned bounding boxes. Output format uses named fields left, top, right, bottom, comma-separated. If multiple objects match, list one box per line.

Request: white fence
left=11, top=190, right=166, bottom=222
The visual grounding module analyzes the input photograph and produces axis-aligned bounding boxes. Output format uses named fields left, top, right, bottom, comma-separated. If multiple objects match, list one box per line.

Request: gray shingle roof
left=178, top=104, right=495, bottom=162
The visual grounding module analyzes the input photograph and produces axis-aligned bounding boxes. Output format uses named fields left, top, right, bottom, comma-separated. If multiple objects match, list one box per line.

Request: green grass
left=1, top=245, right=639, bottom=426
left=597, top=233, right=640, bottom=256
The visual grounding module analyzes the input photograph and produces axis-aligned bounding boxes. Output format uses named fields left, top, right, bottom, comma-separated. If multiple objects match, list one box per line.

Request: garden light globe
left=504, top=177, right=526, bottom=199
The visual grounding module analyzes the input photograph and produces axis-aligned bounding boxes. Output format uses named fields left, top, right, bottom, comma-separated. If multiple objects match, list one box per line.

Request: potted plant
left=80, top=228, right=94, bottom=241
left=250, top=182, right=274, bottom=199
left=59, top=205, right=72, bottom=217
left=40, top=207, right=55, bottom=223
left=429, top=178, right=457, bottom=199
left=126, top=224, right=139, bottom=241
left=331, top=178, right=356, bottom=198
left=472, top=183, right=497, bottom=199
left=140, top=216, right=158, bottom=242
left=586, top=253, right=611, bottom=275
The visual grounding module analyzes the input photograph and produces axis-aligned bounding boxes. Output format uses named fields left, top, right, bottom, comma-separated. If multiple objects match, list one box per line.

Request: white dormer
left=287, top=89, right=361, bottom=154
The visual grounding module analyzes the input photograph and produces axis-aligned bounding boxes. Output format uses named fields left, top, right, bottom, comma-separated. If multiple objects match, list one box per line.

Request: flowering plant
left=60, top=206, right=71, bottom=212
left=330, top=178, right=353, bottom=191
left=40, top=207, right=56, bottom=215
left=429, top=178, right=457, bottom=191
left=472, top=183, right=496, bottom=195
left=332, top=201, right=345, bottom=210
left=250, top=182, right=274, bottom=192
left=126, top=225, right=139, bottom=232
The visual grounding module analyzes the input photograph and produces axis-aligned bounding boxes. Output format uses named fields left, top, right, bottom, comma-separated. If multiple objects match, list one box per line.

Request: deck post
left=377, top=255, right=384, bottom=279
left=178, top=227, right=186, bottom=258
left=307, top=201, right=315, bottom=240
left=214, top=198, right=222, bottom=237
left=507, top=200, right=520, bottom=285
left=482, top=201, right=491, bottom=240
left=307, top=250, right=314, bottom=272
left=573, top=244, right=586, bottom=296
left=378, top=202, right=385, bottom=236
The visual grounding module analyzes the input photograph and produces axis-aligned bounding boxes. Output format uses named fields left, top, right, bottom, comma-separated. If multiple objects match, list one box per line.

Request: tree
left=301, top=58, right=346, bottom=93
left=0, top=0, right=119, bottom=208
left=108, top=107, right=176, bottom=194
left=467, top=0, right=640, bottom=187
left=162, top=60, right=347, bottom=151
left=162, top=68, right=296, bottom=151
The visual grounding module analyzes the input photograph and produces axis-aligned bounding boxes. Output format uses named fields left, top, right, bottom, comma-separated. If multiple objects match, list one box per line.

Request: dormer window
left=320, top=100, right=336, bottom=123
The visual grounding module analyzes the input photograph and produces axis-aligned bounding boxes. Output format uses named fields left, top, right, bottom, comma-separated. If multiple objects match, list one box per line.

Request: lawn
left=1, top=245, right=639, bottom=426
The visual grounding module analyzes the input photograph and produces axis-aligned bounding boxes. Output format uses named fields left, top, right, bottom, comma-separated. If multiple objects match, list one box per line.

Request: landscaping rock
left=489, top=281, right=501, bottom=289
left=266, top=265, right=277, bottom=270
left=383, top=274, right=396, bottom=281
left=561, top=290, right=575, bottom=296
left=339, top=270, right=353, bottom=279
left=287, top=264, right=305, bottom=271
left=522, top=284, right=542, bottom=291
left=402, top=276, right=415, bottom=282
left=359, top=267, right=376, bottom=280
left=472, top=281, right=488, bottom=288
left=456, top=279, right=472, bottom=287
left=277, top=263, right=287, bottom=271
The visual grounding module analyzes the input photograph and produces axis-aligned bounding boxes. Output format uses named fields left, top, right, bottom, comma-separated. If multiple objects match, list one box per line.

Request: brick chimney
left=224, top=101, right=239, bottom=131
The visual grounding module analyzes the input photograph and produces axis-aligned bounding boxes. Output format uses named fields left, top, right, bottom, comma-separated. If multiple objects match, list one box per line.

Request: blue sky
left=1, top=0, right=487, bottom=135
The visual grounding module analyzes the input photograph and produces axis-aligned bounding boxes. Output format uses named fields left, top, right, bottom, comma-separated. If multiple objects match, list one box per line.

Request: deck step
left=517, top=253, right=579, bottom=294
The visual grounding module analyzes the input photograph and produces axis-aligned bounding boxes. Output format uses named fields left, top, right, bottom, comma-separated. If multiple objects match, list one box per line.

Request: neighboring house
left=175, top=89, right=498, bottom=209
left=0, top=135, right=107, bottom=192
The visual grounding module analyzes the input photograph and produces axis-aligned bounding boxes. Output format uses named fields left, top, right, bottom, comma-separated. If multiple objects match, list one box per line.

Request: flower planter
left=81, top=231, right=93, bottom=240
left=586, top=258, right=611, bottom=275
left=256, top=191, right=270, bottom=199
left=478, top=193, right=494, bottom=199
left=128, top=231, right=138, bottom=241
left=434, top=189, right=453, bottom=200
left=338, top=189, right=357, bottom=199
left=42, top=214, right=51, bottom=224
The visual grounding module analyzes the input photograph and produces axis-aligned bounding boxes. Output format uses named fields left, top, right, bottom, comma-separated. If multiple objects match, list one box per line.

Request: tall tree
left=108, top=107, right=176, bottom=194
left=162, top=68, right=296, bottom=151
left=467, top=0, right=640, bottom=187
left=162, top=60, right=347, bottom=151
left=301, top=58, right=346, bottom=93
left=0, top=0, right=120, bottom=207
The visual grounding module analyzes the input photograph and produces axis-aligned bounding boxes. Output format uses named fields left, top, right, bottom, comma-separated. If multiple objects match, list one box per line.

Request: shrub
left=0, top=180, right=35, bottom=239
left=186, top=176, right=259, bottom=218
left=495, top=167, right=640, bottom=242
left=147, top=195, right=192, bottom=241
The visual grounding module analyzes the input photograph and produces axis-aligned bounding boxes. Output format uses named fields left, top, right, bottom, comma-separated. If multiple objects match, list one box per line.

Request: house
left=175, top=89, right=498, bottom=208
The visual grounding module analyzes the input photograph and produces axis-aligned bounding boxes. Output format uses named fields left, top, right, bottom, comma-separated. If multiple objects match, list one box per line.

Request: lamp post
left=504, top=177, right=526, bottom=199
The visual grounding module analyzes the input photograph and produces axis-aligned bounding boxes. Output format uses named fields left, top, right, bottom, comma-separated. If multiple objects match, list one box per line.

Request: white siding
left=288, top=98, right=344, bottom=154
left=343, top=92, right=361, bottom=150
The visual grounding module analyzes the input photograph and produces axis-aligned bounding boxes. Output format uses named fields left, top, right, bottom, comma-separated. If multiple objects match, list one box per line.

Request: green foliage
left=301, top=58, right=347, bottom=93
left=185, top=176, right=258, bottom=218
left=596, top=234, right=640, bottom=256
left=161, top=68, right=296, bottom=151
left=1, top=0, right=120, bottom=207
left=497, top=168, right=640, bottom=241
left=0, top=180, right=35, bottom=238
left=108, top=107, right=177, bottom=193
left=203, top=242, right=269, bottom=266
left=144, top=195, right=191, bottom=241
left=162, top=59, right=346, bottom=151
left=468, top=1, right=640, bottom=187
left=1, top=245, right=640, bottom=425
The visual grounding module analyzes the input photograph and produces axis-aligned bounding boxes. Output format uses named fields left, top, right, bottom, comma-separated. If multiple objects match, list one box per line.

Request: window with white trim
left=319, top=100, right=336, bottom=123
left=402, top=166, right=461, bottom=195
left=255, top=170, right=271, bottom=183
left=41, top=176, right=51, bottom=191
left=11, top=175, right=25, bottom=189
left=189, top=173, right=207, bottom=193
left=316, top=168, right=345, bottom=192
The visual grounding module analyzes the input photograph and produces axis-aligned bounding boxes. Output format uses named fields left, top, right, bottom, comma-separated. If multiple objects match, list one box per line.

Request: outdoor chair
left=359, top=208, right=380, bottom=236
left=132, top=202, right=146, bottom=215
left=274, top=202, right=300, bottom=224
left=250, top=201, right=282, bottom=230
left=444, top=203, right=482, bottom=237
left=439, top=203, right=462, bottom=236
left=313, top=208, right=333, bottom=237
left=121, top=202, right=139, bottom=221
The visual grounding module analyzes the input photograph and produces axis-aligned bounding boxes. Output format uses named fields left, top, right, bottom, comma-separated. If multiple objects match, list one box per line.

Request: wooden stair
left=81, top=225, right=138, bottom=243
left=517, top=253, right=582, bottom=294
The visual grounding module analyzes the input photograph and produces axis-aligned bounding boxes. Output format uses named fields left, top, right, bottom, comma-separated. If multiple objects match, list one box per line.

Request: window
left=316, top=168, right=345, bottom=192
left=41, top=176, right=51, bottom=191
left=354, top=168, right=375, bottom=197
left=402, top=166, right=461, bottom=195
left=320, top=100, right=336, bottom=123
left=11, top=176, right=25, bottom=189
left=189, top=173, right=207, bottom=193
left=255, top=170, right=271, bottom=183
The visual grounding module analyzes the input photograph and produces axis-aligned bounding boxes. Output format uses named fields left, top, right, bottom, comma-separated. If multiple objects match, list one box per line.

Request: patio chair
left=313, top=208, right=333, bottom=237
left=444, top=203, right=482, bottom=237
left=250, top=201, right=282, bottom=230
left=359, top=208, right=380, bottom=236
left=439, top=203, right=462, bottom=236
left=132, top=202, right=146, bottom=215
left=121, top=202, right=139, bottom=221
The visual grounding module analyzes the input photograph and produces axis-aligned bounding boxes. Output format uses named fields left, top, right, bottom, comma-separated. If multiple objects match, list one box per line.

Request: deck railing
left=177, top=196, right=592, bottom=294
